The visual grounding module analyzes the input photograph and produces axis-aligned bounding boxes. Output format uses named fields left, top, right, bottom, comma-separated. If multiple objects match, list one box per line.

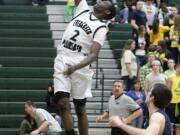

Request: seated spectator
left=131, top=0, right=150, bottom=38
left=121, top=39, right=137, bottom=92
left=96, top=80, right=142, bottom=135
left=19, top=113, right=37, bottom=135
left=150, top=16, right=170, bottom=46
left=25, top=100, right=62, bottom=135
left=120, top=0, right=137, bottom=23
left=126, top=80, right=146, bottom=128
left=164, top=59, right=175, bottom=77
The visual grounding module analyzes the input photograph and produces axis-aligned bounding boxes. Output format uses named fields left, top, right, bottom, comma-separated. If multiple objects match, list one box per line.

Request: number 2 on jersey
left=70, top=30, right=79, bottom=42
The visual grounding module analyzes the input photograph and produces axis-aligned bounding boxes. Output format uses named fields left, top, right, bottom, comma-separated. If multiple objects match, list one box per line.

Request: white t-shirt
left=121, top=50, right=138, bottom=77
left=57, top=0, right=108, bottom=57
left=34, top=108, right=62, bottom=133
left=143, top=3, right=158, bottom=26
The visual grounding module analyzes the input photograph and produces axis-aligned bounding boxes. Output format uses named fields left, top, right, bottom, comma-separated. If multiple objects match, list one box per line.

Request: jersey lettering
left=70, top=30, right=80, bottom=42
left=62, top=39, right=82, bottom=52
left=73, top=20, right=92, bottom=34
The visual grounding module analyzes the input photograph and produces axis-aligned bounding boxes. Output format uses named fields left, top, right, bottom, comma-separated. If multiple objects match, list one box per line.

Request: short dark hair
left=150, top=84, right=172, bottom=109
left=25, top=100, right=36, bottom=107
left=104, top=1, right=116, bottom=20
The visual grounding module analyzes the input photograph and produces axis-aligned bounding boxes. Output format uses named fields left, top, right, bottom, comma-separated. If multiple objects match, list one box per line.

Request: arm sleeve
left=93, top=26, right=108, bottom=46
left=161, top=26, right=170, bottom=32
left=126, top=96, right=140, bottom=112
left=36, top=110, right=47, bottom=122
left=124, top=50, right=132, bottom=63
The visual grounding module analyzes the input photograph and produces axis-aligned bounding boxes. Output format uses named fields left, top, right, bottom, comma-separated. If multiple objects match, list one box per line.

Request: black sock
left=65, top=129, right=75, bottom=135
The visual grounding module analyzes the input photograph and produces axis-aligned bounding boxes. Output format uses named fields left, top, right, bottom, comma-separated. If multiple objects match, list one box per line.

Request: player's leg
left=73, top=98, right=88, bottom=135
left=56, top=92, right=75, bottom=135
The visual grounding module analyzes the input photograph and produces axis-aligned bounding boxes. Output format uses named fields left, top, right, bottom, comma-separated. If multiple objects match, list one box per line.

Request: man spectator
left=25, top=101, right=62, bottom=135
left=139, top=52, right=155, bottom=89
left=131, top=0, right=150, bottom=38
left=143, top=0, right=158, bottom=28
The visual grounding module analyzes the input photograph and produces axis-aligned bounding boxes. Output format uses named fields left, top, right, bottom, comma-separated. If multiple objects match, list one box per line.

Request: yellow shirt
left=170, top=25, right=179, bottom=48
left=150, top=26, right=170, bottom=45
left=171, top=74, right=180, bottom=103
left=68, top=0, right=75, bottom=6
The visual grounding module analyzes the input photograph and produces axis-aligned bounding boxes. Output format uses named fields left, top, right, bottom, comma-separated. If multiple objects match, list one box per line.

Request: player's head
left=93, top=0, right=116, bottom=20
left=146, top=84, right=172, bottom=109
left=25, top=100, right=36, bottom=117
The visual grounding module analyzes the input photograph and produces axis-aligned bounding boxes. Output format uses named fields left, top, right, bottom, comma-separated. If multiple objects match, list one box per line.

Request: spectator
left=96, top=80, right=142, bottom=135
left=126, top=80, right=146, bottom=128
left=120, top=0, right=137, bottom=23
left=25, top=101, right=62, bottom=135
left=109, top=83, right=172, bottom=135
left=143, top=0, right=158, bottom=28
left=164, top=59, right=175, bottom=77
left=131, top=0, right=150, bottom=38
left=166, top=64, right=180, bottom=135
left=150, top=16, right=170, bottom=46
left=157, top=40, right=172, bottom=70
left=64, top=0, right=76, bottom=22
left=157, top=3, right=169, bottom=26
left=121, top=39, right=137, bottom=91
left=169, top=15, right=180, bottom=63
left=45, top=81, right=62, bottom=127
left=139, top=52, right=155, bottom=89
left=164, top=6, right=178, bottom=27
left=144, top=60, right=167, bottom=96
left=19, top=113, right=37, bottom=135
left=134, top=25, right=149, bottom=67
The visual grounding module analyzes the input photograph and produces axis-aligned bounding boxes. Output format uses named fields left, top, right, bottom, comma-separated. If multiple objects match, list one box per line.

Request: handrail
left=100, top=68, right=105, bottom=113
left=95, top=56, right=99, bottom=88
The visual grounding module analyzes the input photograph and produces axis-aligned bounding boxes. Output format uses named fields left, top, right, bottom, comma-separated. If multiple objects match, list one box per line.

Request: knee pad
left=73, top=98, right=87, bottom=107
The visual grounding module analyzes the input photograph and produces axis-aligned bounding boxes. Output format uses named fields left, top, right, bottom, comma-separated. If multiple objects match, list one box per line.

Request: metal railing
left=100, top=68, right=105, bottom=113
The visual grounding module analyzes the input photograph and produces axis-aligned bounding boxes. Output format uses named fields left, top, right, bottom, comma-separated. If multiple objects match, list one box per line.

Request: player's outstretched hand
left=109, top=116, right=123, bottom=127
left=64, top=64, right=76, bottom=76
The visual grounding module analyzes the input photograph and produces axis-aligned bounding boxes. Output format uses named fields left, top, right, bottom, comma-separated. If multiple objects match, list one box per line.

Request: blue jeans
left=120, top=7, right=129, bottom=22
left=122, top=76, right=137, bottom=92
left=131, top=115, right=144, bottom=128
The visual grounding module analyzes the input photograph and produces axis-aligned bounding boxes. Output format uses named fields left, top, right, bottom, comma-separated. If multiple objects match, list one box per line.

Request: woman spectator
left=157, top=40, right=172, bottom=70
left=150, top=16, right=170, bottom=46
left=169, top=15, right=180, bottom=63
left=134, top=25, right=149, bottom=67
left=127, top=80, right=146, bottom=128
left=121, top=39, right=137, bottom=91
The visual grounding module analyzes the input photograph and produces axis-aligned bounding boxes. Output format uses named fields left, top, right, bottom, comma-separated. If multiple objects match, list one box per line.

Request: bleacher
left=0, top=0, right=132, bottom=135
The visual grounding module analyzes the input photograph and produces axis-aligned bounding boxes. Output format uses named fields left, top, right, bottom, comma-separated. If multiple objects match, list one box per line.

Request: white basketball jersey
left=57, top=0, right=108, bottom=55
